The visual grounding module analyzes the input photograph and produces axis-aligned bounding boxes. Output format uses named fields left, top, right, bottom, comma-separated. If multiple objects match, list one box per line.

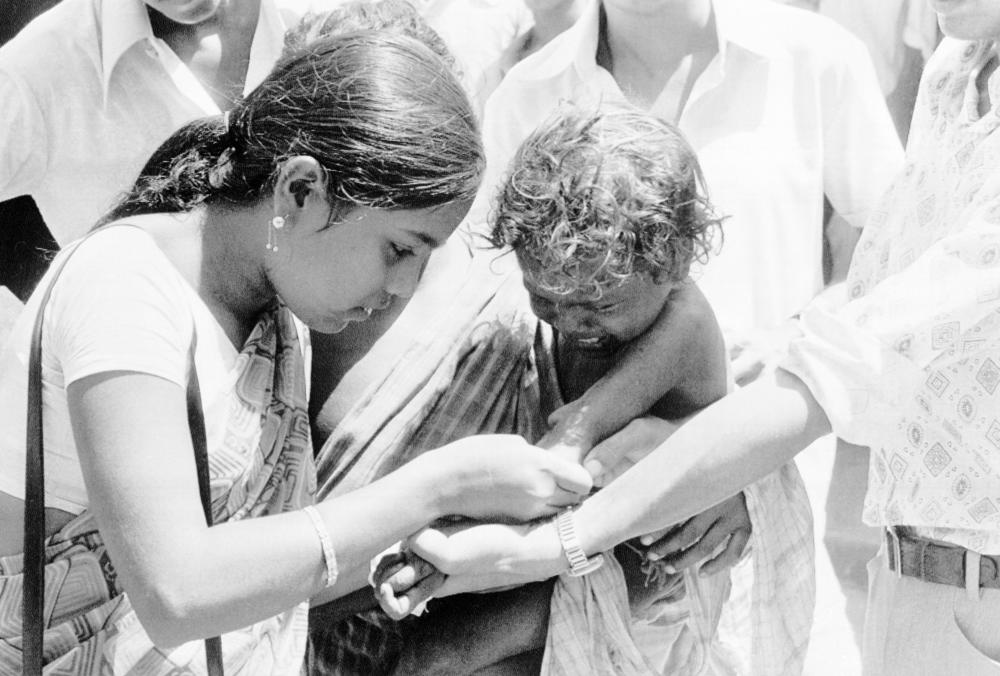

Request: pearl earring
left=266, top=215, right=287, bottom=252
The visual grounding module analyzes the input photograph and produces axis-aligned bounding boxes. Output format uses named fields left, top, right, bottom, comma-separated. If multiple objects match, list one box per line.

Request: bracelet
left=303, top=505, right=338, bottom=589
left=555, top=508, right=604, bottom=577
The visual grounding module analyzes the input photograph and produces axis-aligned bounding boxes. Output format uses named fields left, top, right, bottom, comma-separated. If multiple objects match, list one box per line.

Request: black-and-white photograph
left=1, top=1, right=996, bottom=674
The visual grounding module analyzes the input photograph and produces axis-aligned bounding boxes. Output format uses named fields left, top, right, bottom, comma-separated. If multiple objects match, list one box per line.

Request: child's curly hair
left=490, top=104, right=724, bottom=298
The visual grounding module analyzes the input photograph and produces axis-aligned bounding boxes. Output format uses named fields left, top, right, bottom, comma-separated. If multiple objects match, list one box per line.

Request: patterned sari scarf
left=0, top=305, right=314, bottom=675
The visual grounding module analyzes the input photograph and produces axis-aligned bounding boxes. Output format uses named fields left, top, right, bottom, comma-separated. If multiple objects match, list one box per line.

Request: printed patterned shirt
left=784, top=38, right=1000, bottom=553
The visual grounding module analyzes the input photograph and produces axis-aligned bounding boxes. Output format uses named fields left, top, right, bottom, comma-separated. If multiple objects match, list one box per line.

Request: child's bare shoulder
left=647, top=281, right=728, bottom=418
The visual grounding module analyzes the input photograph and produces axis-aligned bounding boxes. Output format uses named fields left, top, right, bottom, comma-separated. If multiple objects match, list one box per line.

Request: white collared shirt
left=0, top=0, right=302, bottom=245
left=420, top=0, right=534, bottom=119
left=476, top=0, right=904, bottom=334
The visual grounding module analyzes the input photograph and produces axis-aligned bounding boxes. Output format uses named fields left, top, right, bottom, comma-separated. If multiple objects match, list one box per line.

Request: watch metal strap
left=555, top=508, right=604, bottom=577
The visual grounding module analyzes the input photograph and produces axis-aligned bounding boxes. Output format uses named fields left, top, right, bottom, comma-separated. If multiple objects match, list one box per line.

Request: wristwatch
left=555, top=508, right=604, bottom=577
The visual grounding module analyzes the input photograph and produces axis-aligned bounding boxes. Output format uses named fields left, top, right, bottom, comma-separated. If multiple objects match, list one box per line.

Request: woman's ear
left=273, top=155, right=330, bottom=225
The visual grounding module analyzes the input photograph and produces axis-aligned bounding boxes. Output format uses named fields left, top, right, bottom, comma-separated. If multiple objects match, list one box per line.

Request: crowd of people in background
left=3, top=0, right=1000, bottom=675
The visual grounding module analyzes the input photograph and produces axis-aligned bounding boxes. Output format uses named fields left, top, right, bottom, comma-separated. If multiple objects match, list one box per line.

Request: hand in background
left=640, top=492, right=752, bottom=577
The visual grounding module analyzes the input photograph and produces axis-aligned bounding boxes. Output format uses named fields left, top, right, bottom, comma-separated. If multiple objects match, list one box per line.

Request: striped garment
left=311, top=252, right=814, bottom=675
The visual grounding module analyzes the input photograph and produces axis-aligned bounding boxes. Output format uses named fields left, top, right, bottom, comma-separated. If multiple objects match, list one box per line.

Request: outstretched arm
left=576, top=368, right=829, bottom=556
left=378, top=368, right=829, bottom=605
left=44, top=371, right=591, bottom=647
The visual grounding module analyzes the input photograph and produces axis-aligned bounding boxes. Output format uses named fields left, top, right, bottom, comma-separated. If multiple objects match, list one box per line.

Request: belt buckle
left=887, top=526, right=903, bottom=579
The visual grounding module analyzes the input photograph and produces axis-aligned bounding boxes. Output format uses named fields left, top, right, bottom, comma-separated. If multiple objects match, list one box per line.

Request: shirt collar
left=516, top=0, right=769, bottom=84
left=100, top=0, right=155, bottom=97
left=100, top=0, right=290, bottom=102
left=711, top=0, right=771, bottom=62
left=512, top=0, right=600, bottom=82
left=245, top=0, right=289, bottom=94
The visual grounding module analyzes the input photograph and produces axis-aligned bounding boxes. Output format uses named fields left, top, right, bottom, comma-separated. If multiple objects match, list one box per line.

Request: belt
left=885, top=527, right=1000, bottom=590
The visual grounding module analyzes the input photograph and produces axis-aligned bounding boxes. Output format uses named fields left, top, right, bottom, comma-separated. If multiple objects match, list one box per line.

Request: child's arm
left=541, top=280, right=728, bottom=465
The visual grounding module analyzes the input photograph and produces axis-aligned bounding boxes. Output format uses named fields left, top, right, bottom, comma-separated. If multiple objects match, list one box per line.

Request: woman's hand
left=378, top=519, right=566, bottom=610
left=427, top=435, right=593, bottom=522
left=372, top=549, right=445, bottom=620
left=639, top=493, right=752, bottom=576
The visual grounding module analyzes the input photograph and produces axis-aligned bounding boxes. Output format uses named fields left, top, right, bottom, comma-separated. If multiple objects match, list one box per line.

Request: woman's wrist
left=530, top=518, right=571, bottom=580
left=398, top=450, right=456, bottom=522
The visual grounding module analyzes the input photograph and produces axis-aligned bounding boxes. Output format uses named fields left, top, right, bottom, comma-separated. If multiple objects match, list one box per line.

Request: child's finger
left=698, top=527, right=751, bottom=577
left=657, top=520, right=729, bottom=572
left=646, top=513, right=715, bottom=561
left=638, top=525, right=675, bottom=547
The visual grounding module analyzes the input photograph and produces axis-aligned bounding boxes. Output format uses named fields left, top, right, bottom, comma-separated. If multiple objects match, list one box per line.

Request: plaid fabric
left=541, top=558, right=655, bottom=676
left=312, top=255, right=546, bottom=674
left=308, top=611, right=403, bottom=676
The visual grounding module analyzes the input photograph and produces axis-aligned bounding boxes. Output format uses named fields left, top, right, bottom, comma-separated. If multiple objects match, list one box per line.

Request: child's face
left=518, top=254, right=676, bottom=352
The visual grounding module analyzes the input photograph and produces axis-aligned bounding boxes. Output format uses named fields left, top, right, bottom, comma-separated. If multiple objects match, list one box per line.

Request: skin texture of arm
left=55, top=370, right=590, bottom=647
left=541, top=281, right=727, bottom=461
left=66, top=371, right=448, bottom=646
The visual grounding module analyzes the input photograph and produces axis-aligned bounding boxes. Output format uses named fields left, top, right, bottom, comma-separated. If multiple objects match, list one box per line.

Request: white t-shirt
left=0, top=227, right=244, bottom=514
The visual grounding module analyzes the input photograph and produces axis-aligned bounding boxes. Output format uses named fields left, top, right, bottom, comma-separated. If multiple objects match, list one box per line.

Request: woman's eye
left=596, top=303, right=620, bottom=315
left=389, top=243, right=413, bottom=260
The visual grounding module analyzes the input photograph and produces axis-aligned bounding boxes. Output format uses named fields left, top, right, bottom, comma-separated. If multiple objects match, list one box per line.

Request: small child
left=492, top=103, right=726, bottom=434
left=375, top=105, right=734, bottom=671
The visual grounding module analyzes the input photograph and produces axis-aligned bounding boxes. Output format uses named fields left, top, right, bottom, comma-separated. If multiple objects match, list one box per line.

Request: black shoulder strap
left=23, top=228, right=224, bottom=675
left=185, top=336, right=224, bottom=676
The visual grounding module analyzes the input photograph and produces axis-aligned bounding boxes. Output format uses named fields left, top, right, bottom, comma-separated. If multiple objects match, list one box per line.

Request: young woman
left=0, top=32, right=592, bottom=674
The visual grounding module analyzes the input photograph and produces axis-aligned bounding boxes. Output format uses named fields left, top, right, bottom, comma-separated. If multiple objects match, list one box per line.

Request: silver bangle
left=303, top=505, right=338, bottom=588
left=555, top=508, right=604, bottom=577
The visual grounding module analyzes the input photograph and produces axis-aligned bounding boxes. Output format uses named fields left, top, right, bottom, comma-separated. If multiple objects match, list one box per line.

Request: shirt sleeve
left=0, top=68, right=49, bottom=203
left=782, top=207, right=1000, bottom=448
left=820, top=31, right=904, bottom=229
left=47, top=229, right=194, bottom=388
